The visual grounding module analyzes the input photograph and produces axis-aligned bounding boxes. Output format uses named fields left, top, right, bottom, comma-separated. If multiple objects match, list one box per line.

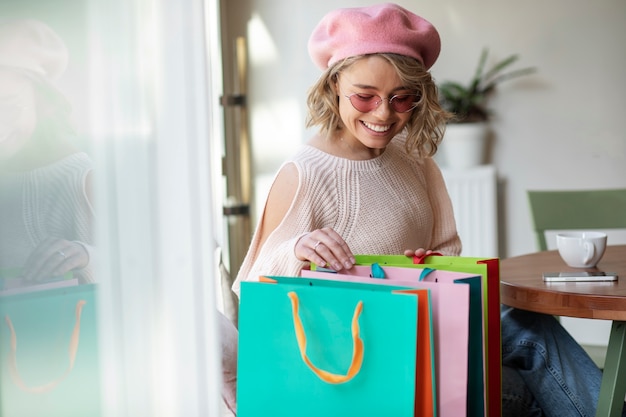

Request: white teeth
left=363, top=121, right=391, bottom=133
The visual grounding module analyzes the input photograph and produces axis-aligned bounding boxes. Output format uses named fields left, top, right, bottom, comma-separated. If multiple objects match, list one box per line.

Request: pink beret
left=0, top=19, right=69, bottom=82
left=308, top=3, right=441, bottom=71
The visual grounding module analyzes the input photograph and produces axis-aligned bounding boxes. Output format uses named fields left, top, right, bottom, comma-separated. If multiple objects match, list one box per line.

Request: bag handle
left=412, top=251, right=443, bottom=264
left=287, top=291, right=363, bottom=384
left=419, top=267, right=436, bottom=281
left=4, top=300, right=87, bottom=393
left=370, top=263, right=385, bottom=279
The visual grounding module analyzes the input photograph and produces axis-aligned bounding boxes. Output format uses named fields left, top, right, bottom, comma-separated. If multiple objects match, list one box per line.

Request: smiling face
left=333, top=55, right=415, bottom=157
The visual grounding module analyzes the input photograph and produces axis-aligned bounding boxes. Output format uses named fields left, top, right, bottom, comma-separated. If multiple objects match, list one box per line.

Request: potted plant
left=437, top=48, right=536, bottom=169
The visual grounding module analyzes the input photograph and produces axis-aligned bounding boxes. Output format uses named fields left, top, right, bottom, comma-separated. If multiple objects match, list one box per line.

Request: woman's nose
left=371, top=97, right=392, bottom=117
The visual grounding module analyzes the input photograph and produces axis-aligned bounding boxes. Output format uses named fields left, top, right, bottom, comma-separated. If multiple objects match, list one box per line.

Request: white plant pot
left=439, top=122, right=489, bottom=170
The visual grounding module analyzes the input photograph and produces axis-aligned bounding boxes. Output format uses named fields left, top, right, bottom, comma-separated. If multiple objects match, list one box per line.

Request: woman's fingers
left=403, top=248, right=433, bottom=257
left=22, top=239, right=89, bottom=281
left=298, top=233, right=327, bottom=267
left=297, top=228, right=355, bottom=271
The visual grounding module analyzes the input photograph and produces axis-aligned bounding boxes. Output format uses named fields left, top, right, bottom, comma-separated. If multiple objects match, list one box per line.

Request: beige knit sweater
left=233, top=136, right=461, bottom=296
left=0, top=152, right=95, bottom=283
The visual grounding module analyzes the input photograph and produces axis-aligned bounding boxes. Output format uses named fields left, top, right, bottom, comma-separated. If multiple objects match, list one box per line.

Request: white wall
left=221, top=0, right=626, bottom=258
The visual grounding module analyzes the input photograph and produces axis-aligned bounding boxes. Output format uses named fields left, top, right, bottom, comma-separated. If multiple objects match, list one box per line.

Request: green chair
left=527, top=188, right=626, bottom=370
left=527, top=188, right=626, bottom=251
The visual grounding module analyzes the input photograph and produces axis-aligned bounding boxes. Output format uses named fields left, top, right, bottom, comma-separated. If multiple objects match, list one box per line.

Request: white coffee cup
left=556, top=231, right=608, bottom=268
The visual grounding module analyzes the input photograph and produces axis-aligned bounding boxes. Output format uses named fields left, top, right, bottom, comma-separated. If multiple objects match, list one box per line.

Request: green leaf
left=437, top=47, right=536, bottom=123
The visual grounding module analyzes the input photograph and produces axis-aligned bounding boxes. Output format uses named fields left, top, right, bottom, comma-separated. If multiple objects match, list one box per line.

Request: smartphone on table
left=542, top=271, right=618, bottom=282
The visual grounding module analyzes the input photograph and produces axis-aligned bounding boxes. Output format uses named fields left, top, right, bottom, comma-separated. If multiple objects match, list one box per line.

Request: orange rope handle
left=4, top=299, right=87, bottom=393
left=287, top=291, right=364, bottom=384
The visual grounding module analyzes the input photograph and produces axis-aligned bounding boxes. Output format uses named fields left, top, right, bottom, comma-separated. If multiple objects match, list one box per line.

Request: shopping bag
left=352, top=254, right=502, bottom=417
left=0, top=268, right=76, bottom=296
left=302, top=265, right=481, bottom=417
left=0, top=284, right=101, bottom=417
left=237, top=276, right=436, bottom=417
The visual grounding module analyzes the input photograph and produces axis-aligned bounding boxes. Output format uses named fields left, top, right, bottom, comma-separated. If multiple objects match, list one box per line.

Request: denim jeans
left=502, top=364, right=543, bottom=416
left=501, top=305, right=626, bottom=417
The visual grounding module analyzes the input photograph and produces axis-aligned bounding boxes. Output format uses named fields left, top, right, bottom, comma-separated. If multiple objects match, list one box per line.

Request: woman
left=233, top=4, right=459, bottom=291
left=0, top=19, right=94, bottom=286
left=233, top=4, right=617, bottom=416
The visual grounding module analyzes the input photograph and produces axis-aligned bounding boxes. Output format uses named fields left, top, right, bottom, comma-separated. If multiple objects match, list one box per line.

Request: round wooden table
left=500, top=245, right=626, bottom=417
left=501, top=245, right=626, bottom=320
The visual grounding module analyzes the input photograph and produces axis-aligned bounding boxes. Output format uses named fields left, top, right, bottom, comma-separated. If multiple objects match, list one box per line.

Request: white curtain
left=87, top=0, right=224, bottom=415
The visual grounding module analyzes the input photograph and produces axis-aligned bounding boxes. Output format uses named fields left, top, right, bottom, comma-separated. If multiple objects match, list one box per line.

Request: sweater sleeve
left=232, top=234, right=307, bottom=298
left=232, top=162, right=314, bottom=298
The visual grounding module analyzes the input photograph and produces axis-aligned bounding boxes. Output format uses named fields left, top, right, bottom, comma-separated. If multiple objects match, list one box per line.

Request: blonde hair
left=306, top=53, right=451, bottom=158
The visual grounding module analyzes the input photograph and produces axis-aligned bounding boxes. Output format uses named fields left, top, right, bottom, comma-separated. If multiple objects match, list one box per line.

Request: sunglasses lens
left=390, top=95, right=418, bottom=113
left=347, top=94, right=377, bottom=113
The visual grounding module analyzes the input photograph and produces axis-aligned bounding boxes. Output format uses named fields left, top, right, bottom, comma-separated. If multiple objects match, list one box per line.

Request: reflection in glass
left=0, top=19, right=95, bottom=291
left=0, top=18, right=101, bottom=417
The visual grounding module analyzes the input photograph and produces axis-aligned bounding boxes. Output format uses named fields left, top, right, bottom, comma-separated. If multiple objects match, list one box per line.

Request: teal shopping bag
left=0, top=284, right=101, bottom=417
left=237, top=276, right=435, bottom=417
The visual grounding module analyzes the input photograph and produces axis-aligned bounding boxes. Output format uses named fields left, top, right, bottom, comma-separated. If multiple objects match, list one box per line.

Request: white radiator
left=440, top=165, right=498, bottom=258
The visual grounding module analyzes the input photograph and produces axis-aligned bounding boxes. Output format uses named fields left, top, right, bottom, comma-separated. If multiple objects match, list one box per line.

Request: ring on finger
left=313, top=241, right=322, bottom=252
left=57, top=250, right=67, bottom=259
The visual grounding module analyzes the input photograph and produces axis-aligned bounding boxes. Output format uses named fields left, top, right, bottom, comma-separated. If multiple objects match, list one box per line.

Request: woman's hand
left=403, top=248, right=435, bottom=258
left=21, top=238, right=89, bottom=282
left=295, top=227, right=355, bottom=271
